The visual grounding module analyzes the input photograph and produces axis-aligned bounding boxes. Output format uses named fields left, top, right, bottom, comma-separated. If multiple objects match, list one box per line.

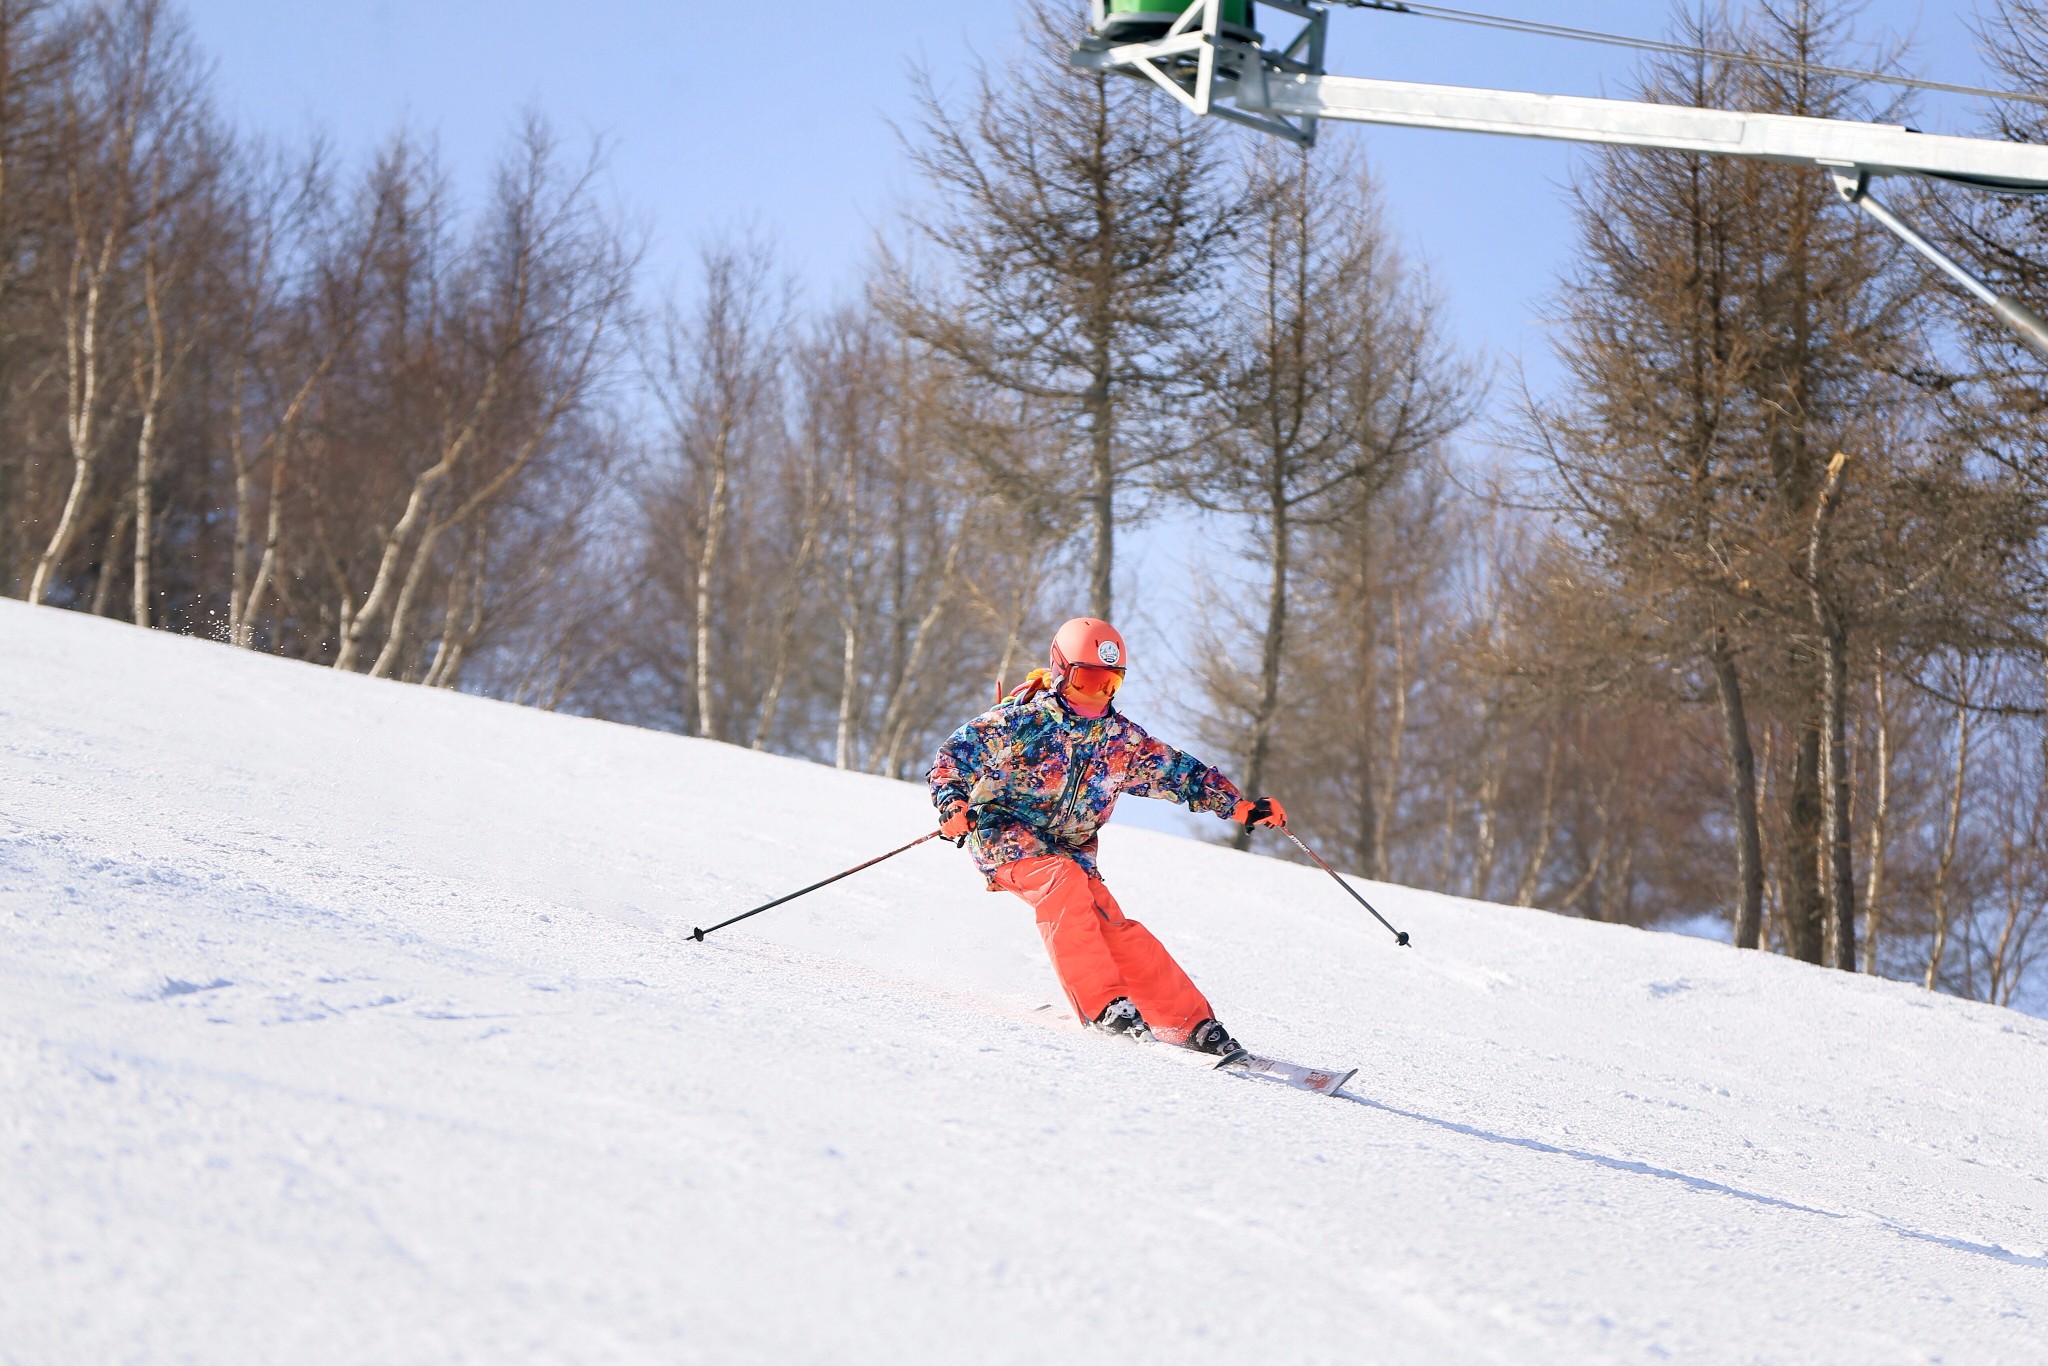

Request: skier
left=928, top=617, right=1289, bottom=1056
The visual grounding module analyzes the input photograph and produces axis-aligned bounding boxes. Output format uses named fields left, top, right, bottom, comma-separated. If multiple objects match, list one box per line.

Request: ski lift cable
left=1335, top=0, right=2048, bottom=109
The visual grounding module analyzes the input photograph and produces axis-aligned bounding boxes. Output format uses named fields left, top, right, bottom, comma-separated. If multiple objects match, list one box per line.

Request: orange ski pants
left=990, top=853, right=1213, bottom=1044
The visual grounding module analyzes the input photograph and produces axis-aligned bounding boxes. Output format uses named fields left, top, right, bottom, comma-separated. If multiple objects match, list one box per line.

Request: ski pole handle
left=1281, top=828, right=1411, bottom=948
left=690, top=829, right=947, bottom=942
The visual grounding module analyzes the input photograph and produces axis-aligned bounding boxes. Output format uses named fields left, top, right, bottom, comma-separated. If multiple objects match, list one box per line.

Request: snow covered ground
left=4, top=600, right=2046, bottom=1364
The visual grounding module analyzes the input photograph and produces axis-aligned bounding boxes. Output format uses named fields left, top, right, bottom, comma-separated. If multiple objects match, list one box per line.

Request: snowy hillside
left=3, top=600, right=2046, bottom=1364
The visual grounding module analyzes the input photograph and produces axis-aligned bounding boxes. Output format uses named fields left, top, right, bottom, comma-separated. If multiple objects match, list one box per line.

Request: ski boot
left=1187, top=1018, right=1245, bottom=1061
left=1093, top=997, right=1154, bottom=1042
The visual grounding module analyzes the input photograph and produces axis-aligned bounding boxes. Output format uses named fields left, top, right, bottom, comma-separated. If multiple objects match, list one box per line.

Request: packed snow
left=3, top=599, right=2046, bottom=1364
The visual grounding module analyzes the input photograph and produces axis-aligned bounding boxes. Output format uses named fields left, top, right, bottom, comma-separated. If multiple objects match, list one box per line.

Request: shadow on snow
left=1334, top=1089, right=2048, bottom=1273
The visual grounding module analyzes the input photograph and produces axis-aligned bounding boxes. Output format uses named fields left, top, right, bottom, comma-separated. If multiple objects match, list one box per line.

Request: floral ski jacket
left=928, top=691, right=1242, bottom=883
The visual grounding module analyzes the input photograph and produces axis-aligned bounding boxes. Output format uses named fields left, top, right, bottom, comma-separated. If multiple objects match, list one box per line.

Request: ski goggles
left=1064, top=663, right=1125, bottom=698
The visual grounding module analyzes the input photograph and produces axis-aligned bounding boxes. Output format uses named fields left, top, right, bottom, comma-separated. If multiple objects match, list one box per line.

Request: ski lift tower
left=1074, top=0, right=2048, bottom=356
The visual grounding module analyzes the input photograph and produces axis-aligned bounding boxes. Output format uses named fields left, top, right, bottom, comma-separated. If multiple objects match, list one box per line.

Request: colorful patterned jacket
left=928, top=690, right=1242, bottom=883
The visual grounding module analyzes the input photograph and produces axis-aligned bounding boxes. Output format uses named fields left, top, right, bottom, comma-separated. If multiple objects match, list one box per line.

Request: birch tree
left=220, top=145, right=385, bottom=648
left=639, top=237, right=786, bottom=741
left=124, top=75, right=217, bottom=627
left=28, top=0, right=189, bottom=605
left=0, top=1, right=72, bottom=593
left=312, top=119, right=631, bottom=677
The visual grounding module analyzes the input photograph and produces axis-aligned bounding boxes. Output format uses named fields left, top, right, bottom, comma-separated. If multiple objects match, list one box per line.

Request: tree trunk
left=129, top=191, right=179, bottom=630
left=130, top=399, right=159, bottom=626
left=421, top=538, right=487, bottom=690
left=34, top=450, right=96, bottom=605
left=1924, top=694, right=1972, bottom=991
left=1785, top=710, right=1827, bottom=964
left=1818, top=614, right=1856, bottom=971
left=834, top=437, right=861, bottom=769
left=750, top=491, right=822, bottom=750
left=874, top=518, right=970, bottom=778
left=1372, top=588, right=1407, bottom=882
left=1437, top=784, right=1457, bottom=891
left=230, top=349, right=338, bottom=645
left=235, top=430, right=291, bottom=648
left=370, top=515, right=452, bottom=680
left=690, top=425, right=732, bottom=739
left=334, top=472, right=443, bottom=673
left=835, top=611, right=860, bottom=770
left=1086, top=372, right=1114, bottom=620
left=1514, top=735, right=1561, bottom=907
left=1758, top=727, right=1782, bottom=954
left=1599, top=841, right=1638, bottom=924
left=1469, top=719, right=1502, bottom=902
left=1555, top=780, right=1617, bottom=916
left=227, top=355, right=255, bottom=639
left=1709, top=638, right=1766, bottom=949
left=1353, top=551, right=1380, bottom=877
left=1987, top=851, right=2027, bottom=1008
left=88, top=504, right=131, bottom=617
left=992, top=584, right=1033, bottom=697
left=31, top=227, right=117, bottom=606
left=1084, top=101, right=1118, bottom=625
left=334, top=345, right=516, bottom=673
left=1805, top=453, right=1855, bottom=971
left=1862, top=658, right=1890, bottom=974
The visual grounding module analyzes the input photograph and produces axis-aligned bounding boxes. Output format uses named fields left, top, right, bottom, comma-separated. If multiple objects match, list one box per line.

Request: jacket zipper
left=1055, top=715, right=1106, bottom=829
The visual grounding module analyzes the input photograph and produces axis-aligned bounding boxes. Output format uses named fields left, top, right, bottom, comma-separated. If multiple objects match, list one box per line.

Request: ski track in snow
left=2, top=600, right=2046, bottom=1364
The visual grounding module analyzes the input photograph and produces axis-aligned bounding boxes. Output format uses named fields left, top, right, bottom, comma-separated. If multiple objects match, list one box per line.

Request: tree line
left=3, top=0, right=2042, bottom=1010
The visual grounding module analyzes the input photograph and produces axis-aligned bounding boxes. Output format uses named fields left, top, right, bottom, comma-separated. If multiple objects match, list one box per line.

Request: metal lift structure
left=1073, top=0, right=2048, bottom=356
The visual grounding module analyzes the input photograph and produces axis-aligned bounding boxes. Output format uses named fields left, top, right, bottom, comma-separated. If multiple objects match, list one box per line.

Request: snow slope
left=3, top=600, right=2046, bottom=1365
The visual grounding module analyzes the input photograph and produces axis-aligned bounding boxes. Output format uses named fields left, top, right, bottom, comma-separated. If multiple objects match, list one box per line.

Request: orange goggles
left=1065, top=663, right=1125, bottom=697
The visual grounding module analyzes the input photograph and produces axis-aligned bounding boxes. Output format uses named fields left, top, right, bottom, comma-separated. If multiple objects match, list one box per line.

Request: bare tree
left=0, top=2, right=74, bottom=594
left=637, top=236, right=787, bottom=741
left=310, top=119, right=631, bottom=678
left=123, top=60, right=219, bottom=627
left=881, top=7, right=1236, bottom=618
left=1186, top=144, right=1471, bottom=851
left=1520, top=1, right=1937, bottom=965
left=29, top=0, right=195, bottom=606
left=1923, top=658, right=1977, bottom=990
left=220, top=141, right=384, bottom=649
left=1861, top=649, right=1893, bottom=972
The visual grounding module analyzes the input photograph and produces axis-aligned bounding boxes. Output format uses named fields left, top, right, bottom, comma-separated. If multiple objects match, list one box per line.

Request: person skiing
left=928, top=616, right=1289, bottom=1056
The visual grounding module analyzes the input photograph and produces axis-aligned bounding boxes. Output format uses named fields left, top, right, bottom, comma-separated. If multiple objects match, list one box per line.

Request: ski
left=1061, top=1009, right=1356, bottom=1098
left=1215, top=1052, right=1357, bottom=1098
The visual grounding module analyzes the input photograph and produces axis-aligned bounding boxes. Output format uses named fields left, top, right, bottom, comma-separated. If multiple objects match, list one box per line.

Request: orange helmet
left=1051, top=617, right=1127, bottom=689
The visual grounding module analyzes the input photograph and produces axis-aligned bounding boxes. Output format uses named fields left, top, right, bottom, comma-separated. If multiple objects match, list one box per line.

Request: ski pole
left=690, top=829, right=947, bottom=942
left=1280, top=828, right=1412, bottom=948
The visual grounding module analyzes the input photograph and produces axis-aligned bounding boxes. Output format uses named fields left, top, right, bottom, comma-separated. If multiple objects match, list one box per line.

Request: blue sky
left=179, top=1, right=1993, bottom=394
left=176, top=0, right=2001, bottom=832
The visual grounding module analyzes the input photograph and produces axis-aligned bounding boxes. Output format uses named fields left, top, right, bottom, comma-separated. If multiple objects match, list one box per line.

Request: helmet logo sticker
left=1096, top=641, right=1120, bottom=666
